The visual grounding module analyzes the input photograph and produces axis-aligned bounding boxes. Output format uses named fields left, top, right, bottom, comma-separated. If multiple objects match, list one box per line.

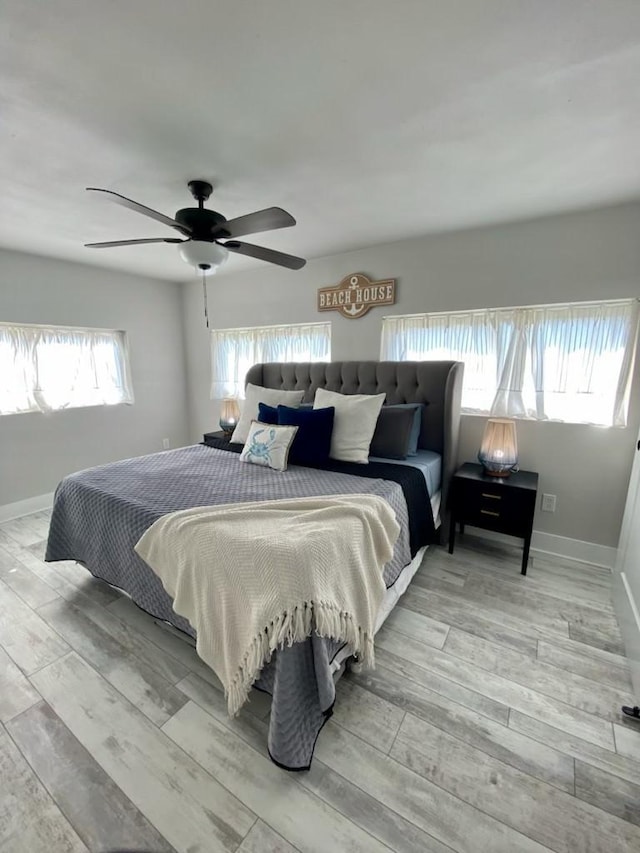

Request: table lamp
left=219, top=398, right=240, bottom=437
left=478, top=418, right=518, bottom=476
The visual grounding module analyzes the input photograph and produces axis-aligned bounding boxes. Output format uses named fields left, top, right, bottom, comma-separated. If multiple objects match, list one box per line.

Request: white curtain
left=210, top=322, right=331, bottom=399
left=380, top=310, right=500, bottom=413
left=516, top=301, right=639, bottom=426
left=381, top=299, right=639, bottom=426
left=0, top=324, right=134, bottom=415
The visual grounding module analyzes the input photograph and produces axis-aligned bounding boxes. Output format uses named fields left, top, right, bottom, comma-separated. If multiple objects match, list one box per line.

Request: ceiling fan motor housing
left=174, top=207, right=228, bottom=240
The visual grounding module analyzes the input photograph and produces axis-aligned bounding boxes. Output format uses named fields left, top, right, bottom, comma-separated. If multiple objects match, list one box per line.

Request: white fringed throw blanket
left=135, top=494, right=399, bottom=716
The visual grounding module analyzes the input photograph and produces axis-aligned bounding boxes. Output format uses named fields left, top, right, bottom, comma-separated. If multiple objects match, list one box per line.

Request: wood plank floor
left=1, top=513, right=640, bottom=852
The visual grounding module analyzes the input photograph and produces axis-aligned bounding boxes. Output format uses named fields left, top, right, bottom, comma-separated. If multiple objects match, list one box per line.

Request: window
left=381, top=299, right=639, bottom=426
left=211, top=321, right=331, bottom=398
left=0, top=323, right=134, bottom=416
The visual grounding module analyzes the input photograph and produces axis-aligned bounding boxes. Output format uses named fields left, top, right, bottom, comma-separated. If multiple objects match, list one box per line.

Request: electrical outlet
left=162, top=438, right=170, bottom=450
left=541, top=493, right=556, bottom=512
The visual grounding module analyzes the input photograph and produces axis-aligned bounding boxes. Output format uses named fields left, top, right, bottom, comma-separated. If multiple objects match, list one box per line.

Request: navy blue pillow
left=259, top=403, right=313, bottom=420
left=257, top=402, right=279, bottom=424
left=276, top=404, right=335, bottom=465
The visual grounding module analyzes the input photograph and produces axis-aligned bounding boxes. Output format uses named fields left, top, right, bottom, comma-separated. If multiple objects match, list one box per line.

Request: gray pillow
left=369, top=405, right=421, bottom=460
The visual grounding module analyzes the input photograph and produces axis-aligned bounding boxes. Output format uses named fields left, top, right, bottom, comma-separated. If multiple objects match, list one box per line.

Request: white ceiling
left=2, top=1, right=640, bottom=282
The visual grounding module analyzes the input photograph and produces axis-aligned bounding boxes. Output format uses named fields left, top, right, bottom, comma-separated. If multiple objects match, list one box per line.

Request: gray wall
left=182, top=202, right=640, bottom=548
left=0, top=248, right=189, bottom=506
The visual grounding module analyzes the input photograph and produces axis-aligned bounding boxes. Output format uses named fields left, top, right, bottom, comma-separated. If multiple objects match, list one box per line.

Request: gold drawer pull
left=481, top=493, right=501, bottom=500
left=480, top=509, right=500, bottom=517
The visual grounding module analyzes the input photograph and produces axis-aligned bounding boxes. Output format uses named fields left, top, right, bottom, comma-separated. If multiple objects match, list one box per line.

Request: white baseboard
left=0, top=493, right=54, bottom=523
left=531, top=531, right=616, bottom=570
left=463, top=525, right=616, bottom=570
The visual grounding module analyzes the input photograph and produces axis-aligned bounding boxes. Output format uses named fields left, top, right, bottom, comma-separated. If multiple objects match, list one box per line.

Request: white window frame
left=0, top=322, right=134, bottom=416
left=210, top=321, right=331, bottom=399
left=381, top=299, right=639, bottom=427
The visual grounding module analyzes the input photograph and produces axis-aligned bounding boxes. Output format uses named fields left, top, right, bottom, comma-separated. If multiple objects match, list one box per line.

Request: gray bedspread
left=45, top=444, right=412, bottom=769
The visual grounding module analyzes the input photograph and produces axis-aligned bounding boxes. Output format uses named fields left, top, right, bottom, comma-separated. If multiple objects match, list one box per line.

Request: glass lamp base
left=478, top=451, right=517, bottom=477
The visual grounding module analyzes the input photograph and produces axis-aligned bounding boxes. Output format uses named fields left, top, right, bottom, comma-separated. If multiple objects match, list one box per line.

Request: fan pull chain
left=202, top=271, right=209, bottom=328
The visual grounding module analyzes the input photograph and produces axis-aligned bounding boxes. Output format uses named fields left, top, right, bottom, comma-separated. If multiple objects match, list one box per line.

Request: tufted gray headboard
left=245, top=360, right=464, bottom=541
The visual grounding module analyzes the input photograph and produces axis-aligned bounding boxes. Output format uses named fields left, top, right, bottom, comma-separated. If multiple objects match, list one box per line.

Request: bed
left=46, top=359, right=463, bottom=769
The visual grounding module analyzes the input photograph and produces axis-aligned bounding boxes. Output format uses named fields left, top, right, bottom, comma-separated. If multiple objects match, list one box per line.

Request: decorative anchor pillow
left=239, top=421, right=299, bottom=471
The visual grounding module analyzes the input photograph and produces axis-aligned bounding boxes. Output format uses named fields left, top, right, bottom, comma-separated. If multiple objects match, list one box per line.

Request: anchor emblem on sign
left=344, top=277, right=368, bottom=317
left=317, top=273, right=396, bottom=319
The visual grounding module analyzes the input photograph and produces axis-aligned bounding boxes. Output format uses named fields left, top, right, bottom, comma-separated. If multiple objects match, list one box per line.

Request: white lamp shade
left=179, top=240, right=229, bottom=273
left=478, top=418, right=518, bottom=475
left=219, top=397, right=240, bottom=431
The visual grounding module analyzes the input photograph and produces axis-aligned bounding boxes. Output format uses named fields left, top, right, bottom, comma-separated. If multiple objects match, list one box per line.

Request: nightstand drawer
left=453, top=479, right=535, bottom=535
left=459, top=504, right=529, bottom=536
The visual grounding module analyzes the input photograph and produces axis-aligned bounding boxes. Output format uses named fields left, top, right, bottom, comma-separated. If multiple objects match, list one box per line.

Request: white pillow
left=231, top=383, right=305, bottom=444
left=239, top=421, right=298, bottom=471
left=314, top=388, right=385, bottom=463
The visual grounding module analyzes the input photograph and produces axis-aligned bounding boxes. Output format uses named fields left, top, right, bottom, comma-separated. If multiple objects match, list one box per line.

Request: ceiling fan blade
left=85, top=238, right=186, bottom=248
left=213, top=207, right=296, bottom=239
left=86, top=188, right=192, bottom=235
left=223, top=240, right=306, bottom=270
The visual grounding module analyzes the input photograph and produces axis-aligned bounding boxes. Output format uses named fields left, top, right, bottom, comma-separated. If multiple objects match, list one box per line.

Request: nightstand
left=203, top=430, right=229, bottom=446
left=448, top=462, right=539, bottom=575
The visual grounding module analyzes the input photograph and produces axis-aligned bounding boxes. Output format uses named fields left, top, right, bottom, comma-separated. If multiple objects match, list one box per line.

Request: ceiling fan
left=84, top=180, right=306, bottom=274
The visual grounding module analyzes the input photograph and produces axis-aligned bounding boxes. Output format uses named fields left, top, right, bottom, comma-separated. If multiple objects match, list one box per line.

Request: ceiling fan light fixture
left=179, top=240, right=229, bottom=274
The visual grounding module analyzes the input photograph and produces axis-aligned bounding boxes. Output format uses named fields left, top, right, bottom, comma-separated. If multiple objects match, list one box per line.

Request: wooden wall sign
left=317, top=273, right=396, bottom=319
